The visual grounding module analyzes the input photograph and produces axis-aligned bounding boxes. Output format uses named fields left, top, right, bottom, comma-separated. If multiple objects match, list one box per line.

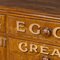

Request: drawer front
left=7, top=37, right=60, bottom=60
left=6, top=15, right=60, bottom=46
left=0, top=15, right=5, bottom=33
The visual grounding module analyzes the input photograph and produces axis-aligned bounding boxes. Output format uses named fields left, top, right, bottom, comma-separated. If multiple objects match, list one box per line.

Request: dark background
left=0, top=0, right=60, bottom=15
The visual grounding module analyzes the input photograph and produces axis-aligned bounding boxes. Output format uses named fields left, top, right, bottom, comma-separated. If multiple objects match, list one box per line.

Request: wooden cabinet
left=0, top=6, right=60, bottom=60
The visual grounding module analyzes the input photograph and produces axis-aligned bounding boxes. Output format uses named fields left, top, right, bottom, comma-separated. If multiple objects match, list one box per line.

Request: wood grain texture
left=7, top=37, right=60, bottom=60
left=0, top=5, right=59, bottom=60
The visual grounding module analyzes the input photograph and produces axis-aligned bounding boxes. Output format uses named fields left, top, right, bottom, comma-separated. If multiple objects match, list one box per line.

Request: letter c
left=19, top=42, right=28, bottom=52
left=53, top=27, right=60, bottom=39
